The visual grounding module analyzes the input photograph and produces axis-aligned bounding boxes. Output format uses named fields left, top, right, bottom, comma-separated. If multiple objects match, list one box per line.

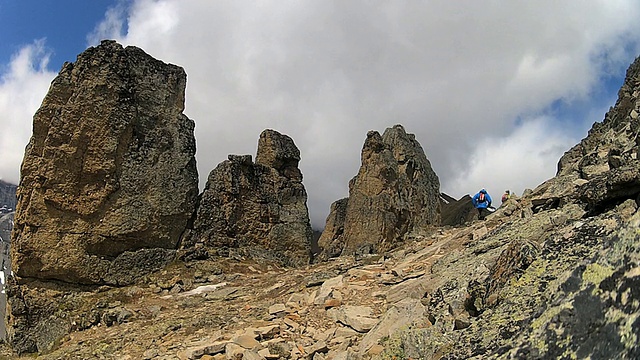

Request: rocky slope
left=1, top=193, right=637, bottom=359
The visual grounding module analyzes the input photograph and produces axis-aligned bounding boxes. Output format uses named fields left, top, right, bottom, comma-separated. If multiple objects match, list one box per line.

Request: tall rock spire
left=319, top=125, right=440, bottom=258
left=11, top=40, right=199, bottom=285
left=183, top=129, right=313, bottom=266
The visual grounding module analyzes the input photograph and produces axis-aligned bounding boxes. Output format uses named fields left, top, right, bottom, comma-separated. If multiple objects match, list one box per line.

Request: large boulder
left=183, top=129, right=312, bottom=266
left=320, top=125, right=441, bottom=257
left=10, top=40, right=199, bottom=286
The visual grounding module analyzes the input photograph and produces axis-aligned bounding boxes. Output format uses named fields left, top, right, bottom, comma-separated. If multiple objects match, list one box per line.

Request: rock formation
left=11, top=40, right=198, bottom=285
left=319, top=125, right=441, bottom=258
left=439, top=193, right=476, bottom=226
left=182, top=129, right=313, bottom=267
left=7, top=40, right=198, bottom=353
left=316, top=198, right=348, bottom=260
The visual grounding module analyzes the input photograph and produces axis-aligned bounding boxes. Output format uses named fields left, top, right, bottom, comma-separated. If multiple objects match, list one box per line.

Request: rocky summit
left=181, top=129, right=313, bottom=267
left=2, top=41, right=640, bottom=359
left=319, top=125, right=441, bottom=259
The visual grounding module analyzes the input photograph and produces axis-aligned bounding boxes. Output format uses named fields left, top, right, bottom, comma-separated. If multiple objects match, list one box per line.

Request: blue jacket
left=472, top=189, right=492, bottom=209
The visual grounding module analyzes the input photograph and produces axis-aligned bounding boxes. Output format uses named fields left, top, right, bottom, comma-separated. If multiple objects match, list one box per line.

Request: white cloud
left=0, top=40, right=56, bottom=184
left=444, top=116, right=577, bottom=204
left=86, top=0, right=128, bottom=45
left=5, top=1, right=640, bottom=229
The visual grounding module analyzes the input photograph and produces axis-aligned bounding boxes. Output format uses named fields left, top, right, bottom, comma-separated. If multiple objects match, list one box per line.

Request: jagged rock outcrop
left=11, top=39, right=198, bottom=285
left=319, top=125, right=441, bottom=258
left=531, top=56, right=640, bottom=214
left=182, top=129, right=312, bottom=267
left=7, top=40, right=198, bottom=353
left=316, top=198, right=348, bottom=260
left=440, top=193, right=476, bottom=226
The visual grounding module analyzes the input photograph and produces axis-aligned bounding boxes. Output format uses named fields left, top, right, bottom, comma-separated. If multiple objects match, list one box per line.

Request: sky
left=1, top=0, right=640, bottom=229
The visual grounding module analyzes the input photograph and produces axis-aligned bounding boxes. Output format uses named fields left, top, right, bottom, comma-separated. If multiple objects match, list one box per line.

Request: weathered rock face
left=11, top=40, right=198, bottom=286
left=316, top=198, right=348, bottom=260
left=183, top=129, right=312, bottom=267
left=440, top=193, right=476, bottom=226
left=320, top=125, right=440, bottom=257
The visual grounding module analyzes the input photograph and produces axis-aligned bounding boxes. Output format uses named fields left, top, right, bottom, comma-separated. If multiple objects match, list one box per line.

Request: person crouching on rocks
left=472, top=189, right=492, bottom=220
left=501, top=190, right=511, bottom=203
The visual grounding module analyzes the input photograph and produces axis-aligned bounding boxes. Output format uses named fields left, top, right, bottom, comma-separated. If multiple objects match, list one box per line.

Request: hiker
left=472, top=189, right=492, bottom=220
left=501, top=190, right=511, bottom=203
